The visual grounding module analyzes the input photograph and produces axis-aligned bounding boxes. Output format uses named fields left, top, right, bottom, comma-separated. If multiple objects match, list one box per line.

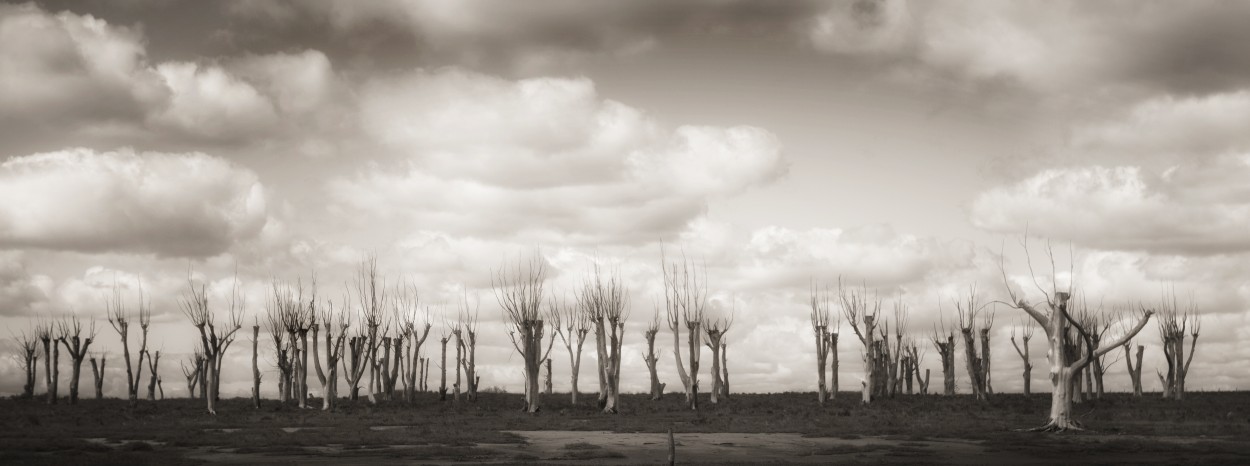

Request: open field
left=3, top=392, right=1249, bottom=464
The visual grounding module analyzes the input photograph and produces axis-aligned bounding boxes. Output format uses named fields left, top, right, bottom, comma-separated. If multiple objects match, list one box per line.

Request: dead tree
left=353, top=255, right=387, bottom=404
left=265, top=281, right=298, bottom=403
left=57, top=316, right=96, bottom=404
left=181, top=352, right=203, bottom=398
left=544, top=358, right=553, bottom=395
left=37, top=322, right=59, bottom=404
left=643, top=310, right=664, bottom=401
left=313, top=296, right=348, bottom=410
left=437, top=326, right=450, bottom=401
left=1123, top=337, right=1144, bottom=397
left=932, top=313, right=956, bottom=395
left=394, top=283, right=431, bottom=403
left=251, top=322, right=261, bottom=409
left=555, top=294, right=591, bottom=404
left=16, top=330, right=39, bottom=399
left=662, top=249, right=706, bottom=411
left=1156, top=294, right=1199, bottom=401
left=180, top=271, right=245, bottom=415
left=343, top=328, right=370, bottom=400
left=721, top=341, right=730, bottom=399
left=1010, top=320, right=1035, bottom=396
left=952, top=285, right=990, bottom=400
left=89, top=354, right=105, bottom=399
left=107, top=282, right=150, bottom=406
left=840, top=280, right=881, bottom=404
left=703, top=311, right=732, bottom=404
left=999, top=238, right=1153, bottom=431
left=296, top=280, right=317, bottom=409
left=581, top=264, right=629, bottom=413
left=906, top=342, right=929, bottom=395
left=457, top=291, right=480, bottom=401
left=144, top=349, right=161, bottom=400
left=496, top=255, right=555, bottom=413
left=884, top=303, right=908, bottom=397
left=1087, top=311, right=1120, bottom=400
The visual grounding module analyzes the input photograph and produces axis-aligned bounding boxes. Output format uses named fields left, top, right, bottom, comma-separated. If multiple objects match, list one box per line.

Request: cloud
left=810, top=1, right=1250, bottom=95
left=334, top=68, right=786, bottom=244
left=149, top=61, right=278, bottom=140
left=1073, top=90, right=1250, bottom=157
left=0, top=148, right=268, bottom=256
left=0, top=2, right=166, bottom=124
left=970, top=155, right=1250, bottom=254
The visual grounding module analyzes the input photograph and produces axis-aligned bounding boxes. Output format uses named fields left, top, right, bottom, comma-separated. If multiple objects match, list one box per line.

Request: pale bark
left=90, top=356, right=105, bottom=399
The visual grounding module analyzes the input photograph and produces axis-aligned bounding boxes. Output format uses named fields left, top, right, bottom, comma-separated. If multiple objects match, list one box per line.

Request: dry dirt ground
left=3, top=392, right=1249, bottom=464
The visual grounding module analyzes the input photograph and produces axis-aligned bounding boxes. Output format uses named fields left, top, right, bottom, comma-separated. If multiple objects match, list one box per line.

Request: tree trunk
left=721, top=341, right=729, bottom=400
left=146, top=351, right=160, bottom=401
left=980, top=329, right=993, bottom=396
left=252, top=326, right=261, bottom=409
left=707, top=333, right=723, bottom=404
left=91, top=357, right=105, bottom=399
left=439, top=338, right=448, bottom=401
left=68, top=356, right=83, bottom=404
left=544, top=358, right=553, bottom=395
left=829, top=333, right=839, bottom=399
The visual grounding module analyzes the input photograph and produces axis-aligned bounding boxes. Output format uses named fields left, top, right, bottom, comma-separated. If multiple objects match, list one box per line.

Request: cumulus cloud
left=334, top=68, right=786, bottom=243
left=0, top=148, right=267, bottom=256
left=0, top=2, right=166, bottom=123
left=970, top=155, right=1250, bottom=254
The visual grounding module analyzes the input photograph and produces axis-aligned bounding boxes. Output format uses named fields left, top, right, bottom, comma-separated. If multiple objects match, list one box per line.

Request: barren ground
left=3, top=391, right=1249, bottom=464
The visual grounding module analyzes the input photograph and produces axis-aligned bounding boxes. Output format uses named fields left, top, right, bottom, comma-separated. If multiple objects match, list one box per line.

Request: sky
left=2, top=0, right=1249, bottom=398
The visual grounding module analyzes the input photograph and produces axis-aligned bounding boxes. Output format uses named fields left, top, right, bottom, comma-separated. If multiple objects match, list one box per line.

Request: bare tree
left=437, top=325, right=450, bottom=401
left=931, top=311, right=956, bottom=396
left=37, top=321, right=59, bottom=404
left=313, top=295, right=348, bottom=410
left=496, top=255, right=555, bottom=413
left=251, top=320, right=262, bottom=409
left=457, top=290, right=480, bottom=401
left=662, top=249, right=706, bottom=410
left=998, top=238, right=1153, bottom=431
left=581, top=263, right=629, bottom=413
left=180, top=271, right=245, bottom=415
left=703, top=309, right=732, bottom=404
left=89, top=353, right=105, bottom=399
left=809, top=283, right=840, bottom=402
left=353, top=255, right=387, bottom=404
left=54, top=316, right=95, bottom=404
left=144, top=349, right=161, bottom=400
left=265, top=281, right=298, bottom=403
left=555, top=294, right=591, bottom=404
left=181, top=351, right=203, bottom=398
left=906, top=342, right=929, bottom=395
left=1156, top=293, right=1200, bottom=401
left=394, top=282, right=431, bottom=403
left=1010, top=319, right=1035, bottom=396
left=642, top=308, right=664, bottom=401
left=1122, top=329, right=1145, bottom=397
left=343, top=326, right=370, bottom=401
left=15, top=330, right=39, bottom=399
left=840, top=280, right=881, bottom=404
left=952, top=285, right=991, bottom=400
left=107, top=281, right=150, bottom=406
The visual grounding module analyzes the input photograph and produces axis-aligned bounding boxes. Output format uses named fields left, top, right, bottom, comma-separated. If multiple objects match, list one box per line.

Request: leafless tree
left=37, top=321, right=59, bottom=404
left=89, top=353, right=105, bottom=399
left=998, top=237, right=1153, bottom=431
left=437, top=323, right=450, bottom=401
left=394, top=282, right=431, bottom=403
left=840, top=280, right=881, bottom=404
left=662, top=248, right=706, bottom=410
left=1010, top=319, right=1035, bottom=396
left=555, top=293, right=591, bottom=404
left=496, top=254, right=555, bottom=413
left=580, top=263, right=629, bottom=413
left=642, top=308, right=664, bottom=401
left=313, top=295, right=348, bottom=410
left=353, top=255, right=387, bottom=404
left=107, top=281, right=150, bottom=406
left=810, top=282, right=839, bottom=404
left=906, top=342, right=929, bottom=395
left=703, top=307, right=732, bottom=404
left=1121, top=310, right=1145, bottom=398
left=265, top=280, right=299, bottom=403
left=180, top=270, right=245, bottom=415
left=56, top=316, right=96, bottom=404
left=931, top=310, right=956, bottom=396
left=181, top=350, right=203, bottom=398
left=15, top=329, right=39, bottom=399
left=951, top=285, right=991, bottom=400
left=1156, top=292, right=1199, bottom=401
left=457, top=290, right=480, bottom=401
left=144, top=348, right=162, bottom=400
left=250, top=318, right=261, bottom=409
